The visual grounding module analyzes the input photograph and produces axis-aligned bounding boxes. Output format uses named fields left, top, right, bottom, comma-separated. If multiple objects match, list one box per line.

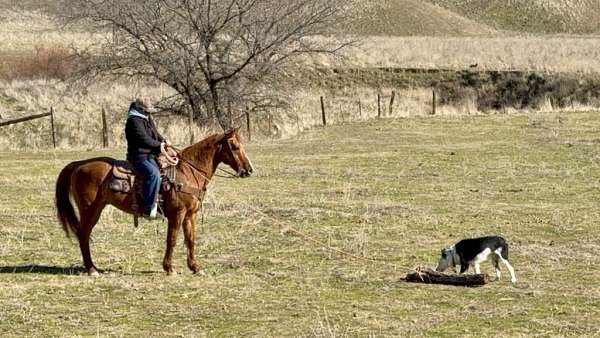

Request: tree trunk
left=405, top=267, right=490, bottom=287
left=209, top=84, right=231, bottom=130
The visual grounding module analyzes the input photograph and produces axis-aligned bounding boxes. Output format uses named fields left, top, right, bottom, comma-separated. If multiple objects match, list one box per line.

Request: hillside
left=431, top=0, right=600, bottom=34
left=348, top=0, right=496, bottom=36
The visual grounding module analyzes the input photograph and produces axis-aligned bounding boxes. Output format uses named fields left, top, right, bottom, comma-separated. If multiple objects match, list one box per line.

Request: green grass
left=1, top=111, right=600, bottom=336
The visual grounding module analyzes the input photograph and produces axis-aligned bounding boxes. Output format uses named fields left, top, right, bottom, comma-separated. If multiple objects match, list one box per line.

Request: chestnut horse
left=55, top=128, right=253, bottom=276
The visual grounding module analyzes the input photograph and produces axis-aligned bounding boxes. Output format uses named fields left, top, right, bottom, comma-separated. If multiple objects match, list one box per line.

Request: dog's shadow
left=0, top=264, right=93, bottom=275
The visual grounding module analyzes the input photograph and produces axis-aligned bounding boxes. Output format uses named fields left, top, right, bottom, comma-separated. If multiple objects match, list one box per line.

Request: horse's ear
left=223, top=127, right=240, bottom=139
left=217, top=128, right=235, bottom=143
left=226, top=127, right=240, bottom=135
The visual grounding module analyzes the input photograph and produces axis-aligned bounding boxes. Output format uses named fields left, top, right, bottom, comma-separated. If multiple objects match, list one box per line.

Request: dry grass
left=3, top=9, right=600, bottom=147
left=332, top=36, right=600, bottom=73
left=345, top=0, right=496, bottom=36
left=1, top=111, right=600, bottom=336
left=431, top=0, right=600, bottom=34
left=0, top=79, right=218, bottom=150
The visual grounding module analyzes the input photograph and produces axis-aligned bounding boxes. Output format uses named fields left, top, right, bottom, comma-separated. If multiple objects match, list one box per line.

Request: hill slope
left=430, top=0, right=600, bottom=34
left=348, top=0, right=496, bottom=36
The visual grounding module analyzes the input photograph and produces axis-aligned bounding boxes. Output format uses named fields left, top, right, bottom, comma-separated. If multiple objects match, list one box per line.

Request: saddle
left=108, top=146, right=180, bottom=218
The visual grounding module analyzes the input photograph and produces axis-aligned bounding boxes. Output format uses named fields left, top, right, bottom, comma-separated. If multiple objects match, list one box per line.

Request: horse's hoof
left=193, top=269, right=206, bottom=276
left=189, top=262, right=201, bottom=274
left=88, top=268, right=99, bottom=277
left=166, top=270, right=177, bottom=276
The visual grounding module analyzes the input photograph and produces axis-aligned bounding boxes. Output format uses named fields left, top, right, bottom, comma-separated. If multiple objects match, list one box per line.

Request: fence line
left=0, top=108, right=57, bottom=148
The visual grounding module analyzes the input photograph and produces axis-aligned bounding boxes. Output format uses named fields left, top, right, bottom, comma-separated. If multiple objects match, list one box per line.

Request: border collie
left=436, top=236, right=517, bottom=283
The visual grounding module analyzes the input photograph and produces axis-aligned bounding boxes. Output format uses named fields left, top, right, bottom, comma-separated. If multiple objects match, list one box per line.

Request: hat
left=135, top=98, right=157, bottom=113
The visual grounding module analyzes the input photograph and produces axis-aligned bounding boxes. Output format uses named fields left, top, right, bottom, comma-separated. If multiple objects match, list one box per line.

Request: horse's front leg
left=163, top=210, right=185, bottom=275
left=183, top=212, right=201, bottom=274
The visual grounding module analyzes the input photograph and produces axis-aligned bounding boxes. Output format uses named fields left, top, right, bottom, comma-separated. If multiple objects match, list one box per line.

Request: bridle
left=169, top=135, right=245, bottom=183
left=214, top=139, right=242, bottom=178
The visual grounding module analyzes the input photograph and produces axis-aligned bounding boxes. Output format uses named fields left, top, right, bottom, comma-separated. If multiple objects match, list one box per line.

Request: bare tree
left=60, top=0, right=348, bottom=129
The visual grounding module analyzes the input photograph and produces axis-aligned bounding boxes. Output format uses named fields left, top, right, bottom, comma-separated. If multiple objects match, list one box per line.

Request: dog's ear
left=441, top=249, right=446, bottom=256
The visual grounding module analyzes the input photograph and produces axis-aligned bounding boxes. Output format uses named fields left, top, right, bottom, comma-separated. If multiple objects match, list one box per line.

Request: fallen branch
left=405, top=267, right=489, bottom=287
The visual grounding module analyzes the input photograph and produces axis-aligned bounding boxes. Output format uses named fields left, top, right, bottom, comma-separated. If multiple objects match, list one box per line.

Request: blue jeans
left=132, top=158, right=161, bottom=214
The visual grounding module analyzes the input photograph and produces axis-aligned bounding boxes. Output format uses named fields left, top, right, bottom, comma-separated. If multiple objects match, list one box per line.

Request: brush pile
left=405, top=267, right=489, bottom=287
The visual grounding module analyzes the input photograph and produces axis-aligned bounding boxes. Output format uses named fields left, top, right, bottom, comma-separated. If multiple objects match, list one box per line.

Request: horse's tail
left=55, top=162, right=80, bottom=239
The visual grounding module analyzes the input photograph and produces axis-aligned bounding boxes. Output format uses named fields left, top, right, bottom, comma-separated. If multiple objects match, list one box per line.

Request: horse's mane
left=180, top=133, right=222, bottom=163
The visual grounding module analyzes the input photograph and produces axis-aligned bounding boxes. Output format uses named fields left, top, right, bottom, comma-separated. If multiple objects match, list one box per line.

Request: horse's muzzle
left=239, top=168, right=252, bottom=178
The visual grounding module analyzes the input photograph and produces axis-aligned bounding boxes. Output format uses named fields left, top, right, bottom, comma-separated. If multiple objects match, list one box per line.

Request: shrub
left=0, top=44, right=74, bottom=81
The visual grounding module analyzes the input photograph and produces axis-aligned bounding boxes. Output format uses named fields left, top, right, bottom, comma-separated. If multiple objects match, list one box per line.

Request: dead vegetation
left=1, top=112, right=600, bottom=335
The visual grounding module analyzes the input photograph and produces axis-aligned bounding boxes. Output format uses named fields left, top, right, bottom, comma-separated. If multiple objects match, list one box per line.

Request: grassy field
left=1, top=111, right=599, bottom=336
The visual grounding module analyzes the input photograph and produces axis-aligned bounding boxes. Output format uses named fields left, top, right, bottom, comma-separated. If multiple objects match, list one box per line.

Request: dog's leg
left=492, top=254, right=501, bottom=280
left=472, top=248, right=491, bottom=275
left=498, top=256, right=517, bottom=283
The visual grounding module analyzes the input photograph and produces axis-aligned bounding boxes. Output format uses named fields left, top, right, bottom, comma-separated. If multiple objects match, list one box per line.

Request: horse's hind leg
left=78, top=203, right=105, bottom=276
left=183, top=213, right=200, bottom=274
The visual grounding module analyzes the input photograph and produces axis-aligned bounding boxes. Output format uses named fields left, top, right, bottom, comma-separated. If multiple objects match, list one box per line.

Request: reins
left=215, top=167, right=237, bottom=178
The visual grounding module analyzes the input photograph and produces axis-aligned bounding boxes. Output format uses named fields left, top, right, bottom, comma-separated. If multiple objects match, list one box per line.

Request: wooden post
left=432, top=89, right=437, bottom=115
left=320, top=96, right=326, bottom=126
left=101, top=107, right=108, bottom=148
left=188, top=108, right=194, bottom=145
left=245, top=108, right=251, bottom=141
left=389, top=91, right=396, bottom=116
left=268, top=113, right=272, bottom=136
left=50, top=107, right=57, bottom=149
left=377, top=93, right=381, bottom=118
left=358, top=99, right=362, bottom=118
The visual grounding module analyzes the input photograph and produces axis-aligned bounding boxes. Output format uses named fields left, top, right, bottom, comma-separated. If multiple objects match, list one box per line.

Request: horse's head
left=217, top=127, right=254, bottom=177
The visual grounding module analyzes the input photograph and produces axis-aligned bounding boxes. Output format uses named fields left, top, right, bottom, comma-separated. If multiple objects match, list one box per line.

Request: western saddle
left=108, top=147, right=179, bottom=224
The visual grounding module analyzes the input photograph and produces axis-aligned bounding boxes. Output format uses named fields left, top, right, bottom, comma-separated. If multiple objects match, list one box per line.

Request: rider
left=125, top=98, right=170, bottom=218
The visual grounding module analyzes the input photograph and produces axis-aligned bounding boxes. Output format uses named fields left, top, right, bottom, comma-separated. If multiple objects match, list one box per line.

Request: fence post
left=245, top=108, right=251, bottom=142
left=268, top=113, right=273, bottom=136
left=188, top=108, right=194, bottom=145
left=320, top=96, right=326, bottom=126
left=101, top=107, right=108, bottom=148
left=432, top=89, right=437, bottom=115
left=377, top=93, right=381, bottom=118
left=389, top=91, right=396, bottom=116
left=50, top=106, right=57, bottom=149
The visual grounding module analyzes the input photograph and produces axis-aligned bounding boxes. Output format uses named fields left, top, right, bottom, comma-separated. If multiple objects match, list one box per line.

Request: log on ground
left=405, top=267, right=490, bottom=287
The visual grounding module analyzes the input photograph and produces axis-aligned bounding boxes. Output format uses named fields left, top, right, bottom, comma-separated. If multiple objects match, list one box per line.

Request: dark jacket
left=125, top=105, right=165, bottom=162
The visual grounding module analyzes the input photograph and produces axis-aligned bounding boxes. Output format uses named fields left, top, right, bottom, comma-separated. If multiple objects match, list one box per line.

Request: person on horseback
left=125, top=98, right=170, bottom=218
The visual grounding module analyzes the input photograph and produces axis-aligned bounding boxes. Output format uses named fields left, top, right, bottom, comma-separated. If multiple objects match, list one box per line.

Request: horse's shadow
left=0, top=264, right=93, bottom=275
left=0, top=264, right=157, bottom=275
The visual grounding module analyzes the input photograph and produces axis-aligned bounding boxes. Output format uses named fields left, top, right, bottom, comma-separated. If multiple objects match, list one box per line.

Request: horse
left=55, top=128, right=254, bottom=276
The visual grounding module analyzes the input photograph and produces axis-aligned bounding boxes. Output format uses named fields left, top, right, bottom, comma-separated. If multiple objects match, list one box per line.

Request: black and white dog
left=435, top=236, right=517, bottom=283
